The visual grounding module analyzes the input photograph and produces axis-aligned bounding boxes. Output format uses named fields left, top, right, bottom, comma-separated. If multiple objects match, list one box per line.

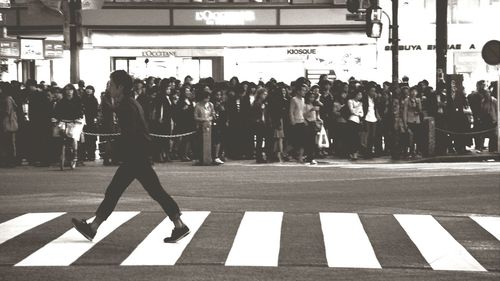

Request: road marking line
left=15, top=211, right=139, bottom=266
left=319, top=212, right=381, bottom=269
left=225, top=212, right=283, bottom=267
left=395, top=214, right=486, bottom=272
left=121, top=211, right=210, bottom=266
left=470, top=216, right=500, bottom=241
left=0, top=213, right=66, bottom=245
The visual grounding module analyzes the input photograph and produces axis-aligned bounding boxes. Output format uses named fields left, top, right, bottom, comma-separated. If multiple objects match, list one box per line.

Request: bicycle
left=52, top=119, right=82, bottom=170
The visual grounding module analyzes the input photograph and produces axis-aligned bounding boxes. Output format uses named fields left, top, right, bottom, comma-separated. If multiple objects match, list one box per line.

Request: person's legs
left=135, top=163, right=182, bottom=223
left=94, top=164, right=136, bottom=228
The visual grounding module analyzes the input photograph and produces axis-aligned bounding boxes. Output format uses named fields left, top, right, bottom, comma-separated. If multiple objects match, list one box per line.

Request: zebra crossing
left=0, top=211, right=498, bottom=272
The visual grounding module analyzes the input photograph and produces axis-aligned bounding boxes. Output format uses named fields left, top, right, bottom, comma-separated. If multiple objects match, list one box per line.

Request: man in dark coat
left=72, top=70, right=189, bottom=243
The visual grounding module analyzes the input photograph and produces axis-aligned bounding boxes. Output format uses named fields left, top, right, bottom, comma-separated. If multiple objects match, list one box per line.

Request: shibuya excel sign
left=195, top=10, right=256, bottom=25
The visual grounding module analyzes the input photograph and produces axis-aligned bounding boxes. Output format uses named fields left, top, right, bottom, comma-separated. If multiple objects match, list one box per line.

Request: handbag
left=316, top=125, right=330, bottom=149
left=2, top=112, right=18, bottom=133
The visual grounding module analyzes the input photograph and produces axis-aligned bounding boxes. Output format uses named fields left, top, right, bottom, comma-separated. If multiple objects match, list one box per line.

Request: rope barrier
left=82, top=131, right=196, bottom=138
left=435, top=127, right=497, bottom=136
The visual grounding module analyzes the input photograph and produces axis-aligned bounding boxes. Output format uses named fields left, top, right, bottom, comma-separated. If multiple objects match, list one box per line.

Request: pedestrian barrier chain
left=82, top=131, right=196, bottom=138
left=435, top=126, right=497, bottom=136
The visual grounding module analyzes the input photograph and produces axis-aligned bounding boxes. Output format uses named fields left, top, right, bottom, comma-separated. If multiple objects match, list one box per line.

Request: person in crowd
left=77, top=80, right=86, bottom=98
left=268, top=85, right=288, bottom=163
left=99, top=88, right=120, bottom=166
left=406, top=87, right=423, bottom=158
left=71, top=70, right=190, bottom=244
left=346, top=89, right=364, bottom=160
left=193, top=89, right=216, bottom=164
left=289, top=82, right=308, bottom=163
left=0, top=82, right=18, bottom=168
left=251, top=88, right=271, bottom=163
left=133, top=79, right=146, bottom=100
left=332, top=85, right=349, bottom=158
left=319, top=80, right=334, bottom=155
left=152, top=79, right=174, bottom=163
left=211, top=88, right=227, bottom=164
left=445, top=82, right=471, bottom=154
left=174, top=85, right=195, bottom=162
left=82, top=85, right=99, bottom=161
left=304, top=90, right=322, bottom=165
left=479, top=86, right=498, bottom=152
left=28, top=81, right=52, bottom=166
left=374, top=82, right=392, bottom=156
left=241, top=82, right=255, bottom=159
left=468, top=80, right=487, bottom=151
left=362, top=84, right=380, bottom=158
left=226, top=86, right=249, bottom=159
left=53, top=84, right=85, bottom=167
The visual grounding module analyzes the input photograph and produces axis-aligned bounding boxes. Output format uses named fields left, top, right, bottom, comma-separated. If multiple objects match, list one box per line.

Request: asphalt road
left=0, top=161, right=499, bottom=281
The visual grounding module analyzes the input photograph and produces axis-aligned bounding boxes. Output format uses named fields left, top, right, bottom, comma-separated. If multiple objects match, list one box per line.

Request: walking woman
left=72, top=70, right=189, bottom=243
left=347, top=90, right=364, bottom=160
left=0, top=82, right=18, bottom=167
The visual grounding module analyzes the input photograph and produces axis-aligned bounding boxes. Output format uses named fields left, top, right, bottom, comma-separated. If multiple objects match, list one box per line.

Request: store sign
left=141, top=50, right=177, bottom=57
left=384, top=44, right=476, bottom=51
left=195, top=10, right=256, bottom=26
left=287, top=48, right=317, bottom=55
left=44, top=41, right=64, bottom=59
left=0, top=39, right=20, bottom=58
left=20, top=39, right=44, bottom=60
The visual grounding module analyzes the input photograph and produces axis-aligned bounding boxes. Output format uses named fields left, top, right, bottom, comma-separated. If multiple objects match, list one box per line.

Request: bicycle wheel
left=60, top=141, right=65, bottom=171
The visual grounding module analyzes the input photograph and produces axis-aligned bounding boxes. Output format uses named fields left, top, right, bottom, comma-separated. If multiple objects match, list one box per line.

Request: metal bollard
left=423, top=117, right=435, bottom=157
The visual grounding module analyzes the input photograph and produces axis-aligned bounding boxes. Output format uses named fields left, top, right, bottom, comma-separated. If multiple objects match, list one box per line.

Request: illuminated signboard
left=20, top=38, right=44, bottom=60
left=0, top=39, right=20, bottom=58
left=174, top=9, right=276, bottom=26
left=195, top=10, right=255, bottom=25
left=44, top=41, right=64, bottom=59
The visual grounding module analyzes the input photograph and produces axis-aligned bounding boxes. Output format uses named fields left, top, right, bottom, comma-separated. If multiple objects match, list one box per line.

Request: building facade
left=0, top=0, right=499, bottom=94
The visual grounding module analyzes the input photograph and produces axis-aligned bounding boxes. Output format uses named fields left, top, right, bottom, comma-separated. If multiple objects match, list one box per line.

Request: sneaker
left=164, top=225, right=190, bottom=243
left=71, top=218, right=96, bottom=241
left=214, top=158, right=224, bottom=165
left=310, top=159, right=318, bottom=165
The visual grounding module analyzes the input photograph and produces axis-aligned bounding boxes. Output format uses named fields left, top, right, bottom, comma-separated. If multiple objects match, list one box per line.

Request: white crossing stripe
left=0, top=213, right=66, bottom=245
left=15, top=211, right=139, bottom=266
left=225, top=212, right=283, bottom=267
left=470, top=216, right=500, bottom=241
left=121, top=211, right=210, bottom=266
left=395, top=214, right=486, bottom=272
left=319, top=213, right=381, bottom=269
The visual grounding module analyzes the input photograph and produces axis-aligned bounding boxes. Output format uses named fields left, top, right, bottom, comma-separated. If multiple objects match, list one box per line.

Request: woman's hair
left=158, top=78, right=170, bottom=95
left=110, top=70, right=133, bottom=93
left=305, top=91, right=317, bottom=104
left=179, top=85, right=192, bottom=100
left=255, top=88, right=267, bottom=101
left=63, top=83, right=76, bottom=92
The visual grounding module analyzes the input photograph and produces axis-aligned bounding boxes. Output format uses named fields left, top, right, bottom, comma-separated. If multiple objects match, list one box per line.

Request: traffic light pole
left=69, top=0, right=82, bottom=84
left=391, top=0, right=398, bottom=85
left=436, top=0, right=447, bottom=86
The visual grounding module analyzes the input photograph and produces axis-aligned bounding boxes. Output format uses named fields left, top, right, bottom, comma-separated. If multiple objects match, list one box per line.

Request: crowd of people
left=0, top=73, right=498, bottom=168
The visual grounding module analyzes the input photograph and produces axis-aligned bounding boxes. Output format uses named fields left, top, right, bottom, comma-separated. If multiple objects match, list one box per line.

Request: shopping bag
left=317, top=125, right=330, bottom=148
